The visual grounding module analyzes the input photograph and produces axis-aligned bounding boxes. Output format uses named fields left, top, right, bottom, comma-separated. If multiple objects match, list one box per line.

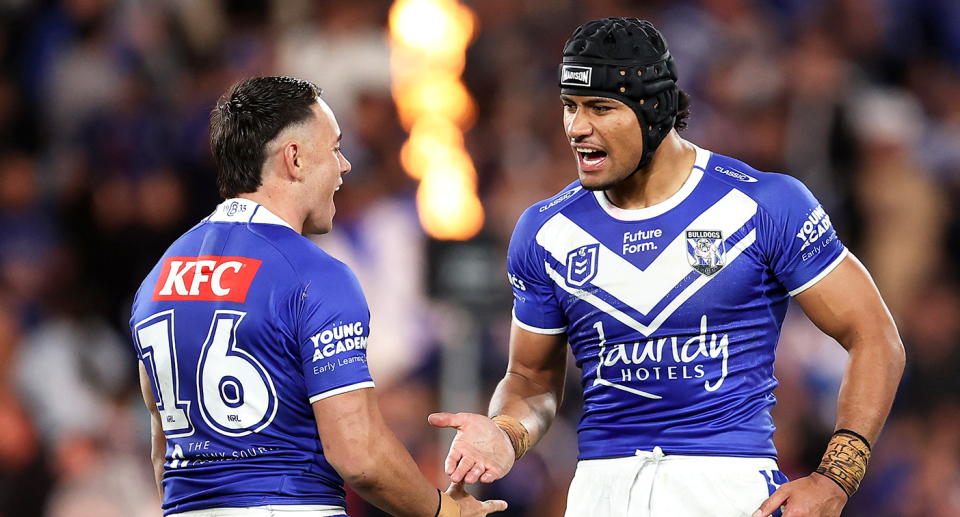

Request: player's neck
left=604, top=132, right=696, bottom=210
left=237, top=185, right=304, bottom=234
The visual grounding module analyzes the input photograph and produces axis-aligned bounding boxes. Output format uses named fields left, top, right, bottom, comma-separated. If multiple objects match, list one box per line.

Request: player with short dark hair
left=132, top=76, right=507, bottom=517
left=429, top=18, right=904, bottom=517
left=210, top=76, right=323, bottom=199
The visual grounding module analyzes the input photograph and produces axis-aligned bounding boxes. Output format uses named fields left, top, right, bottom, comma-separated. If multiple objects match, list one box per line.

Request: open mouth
left=576, top=147, right=607, bottom=171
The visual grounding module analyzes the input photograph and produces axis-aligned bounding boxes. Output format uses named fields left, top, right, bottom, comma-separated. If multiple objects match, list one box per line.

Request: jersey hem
left=788, top=247, right=848, bottom=296
left=168, top=504, right=346, bottom=516
left=574, top=454, right=779, bottom=469
left=309, top=381, right=376, bottom=403
left=577, top=448, right=779, bottom=462
left=512, top=311, right=566, bottom=335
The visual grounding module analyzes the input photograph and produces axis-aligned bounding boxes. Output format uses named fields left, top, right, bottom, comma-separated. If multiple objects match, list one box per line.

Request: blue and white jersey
left=130, top=198, right=373, bottom=515
left=508, top=146, right=846, bottom=460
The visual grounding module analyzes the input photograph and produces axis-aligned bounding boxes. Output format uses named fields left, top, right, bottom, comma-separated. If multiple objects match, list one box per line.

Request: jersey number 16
left=134, top=310, right=279, bottom=438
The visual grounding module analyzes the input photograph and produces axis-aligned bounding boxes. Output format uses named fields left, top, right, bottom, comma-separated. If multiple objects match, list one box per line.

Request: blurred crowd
left=0, top=0, right=959, bottom=515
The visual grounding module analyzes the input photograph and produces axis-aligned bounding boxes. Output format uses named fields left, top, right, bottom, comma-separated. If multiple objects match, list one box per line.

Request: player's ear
left=283, top=142, right=305, bottom=182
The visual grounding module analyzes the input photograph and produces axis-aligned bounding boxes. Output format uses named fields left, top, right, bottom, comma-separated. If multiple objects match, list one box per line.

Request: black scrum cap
left=559, top=18, right=679, bottom=169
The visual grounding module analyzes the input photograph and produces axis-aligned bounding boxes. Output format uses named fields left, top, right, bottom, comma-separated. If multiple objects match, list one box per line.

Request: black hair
left=210, top=76, right=322, bottom=199
left=675, top=89, right=691, bottom=131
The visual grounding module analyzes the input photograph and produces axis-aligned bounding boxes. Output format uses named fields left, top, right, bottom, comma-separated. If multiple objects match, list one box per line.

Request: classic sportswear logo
left=540, top=186, right=581, bottom=212
left=152, top=255, right=261, bottom=302
left=560, top=65, right=592, bottom=87
left=714, top=165, right=757, bottom=183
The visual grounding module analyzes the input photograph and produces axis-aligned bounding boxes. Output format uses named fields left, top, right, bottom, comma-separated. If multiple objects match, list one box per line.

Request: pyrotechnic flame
left=390, top=0, right=483, bottom=241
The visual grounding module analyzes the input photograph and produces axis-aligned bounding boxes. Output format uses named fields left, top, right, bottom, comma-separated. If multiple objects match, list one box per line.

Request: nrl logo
left=566, top=244, right=599, bottom=287
left=560, top=65, right=592, bottom=87
left=686, top=230, right=725, bottom=276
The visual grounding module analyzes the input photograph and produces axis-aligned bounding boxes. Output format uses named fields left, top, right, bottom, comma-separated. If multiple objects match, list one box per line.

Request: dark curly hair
left=675, top=89, right=691, bottom=131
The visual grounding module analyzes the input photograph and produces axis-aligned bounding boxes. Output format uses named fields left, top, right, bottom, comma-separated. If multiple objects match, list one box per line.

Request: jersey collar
left=207, top=198, right=295, bottom=230
left=592, top=144, right=711, bottom=221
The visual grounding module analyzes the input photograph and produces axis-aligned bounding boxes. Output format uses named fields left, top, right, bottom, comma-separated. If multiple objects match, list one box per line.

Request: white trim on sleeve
left=512, top=310, right=566, bottom=335
left=308, top=381, right=376, bottom=404
left=788, top=248, right=849, bottom=297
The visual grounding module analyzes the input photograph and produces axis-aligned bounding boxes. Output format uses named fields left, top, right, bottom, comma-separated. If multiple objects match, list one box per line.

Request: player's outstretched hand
left=428, top=412, right=515, bottom=484
left=446, top=481, right=508, bottom=516
left=753, top=473, right=847, bottom=517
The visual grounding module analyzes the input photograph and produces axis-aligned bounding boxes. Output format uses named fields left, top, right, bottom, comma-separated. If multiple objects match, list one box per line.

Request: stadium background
left=0, top=0, right=959, bottom=515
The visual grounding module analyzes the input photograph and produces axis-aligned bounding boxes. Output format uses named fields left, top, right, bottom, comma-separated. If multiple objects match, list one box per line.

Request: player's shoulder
left=700, top=147, right=815, bottom=212
left=169, top=214, right=355, bottom=290
left=133, top=221, right=209, bottom=296
left=513, top=180, right=589, bottom=238
left=260, top=227, right=357, bottom=285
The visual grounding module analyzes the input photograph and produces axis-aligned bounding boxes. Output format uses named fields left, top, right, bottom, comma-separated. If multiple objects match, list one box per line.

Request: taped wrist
left=436, top=489, right=459, bottom=517
left=815, top=429, right=872, bottom=498
left=492, top=415, right=531, bottom=461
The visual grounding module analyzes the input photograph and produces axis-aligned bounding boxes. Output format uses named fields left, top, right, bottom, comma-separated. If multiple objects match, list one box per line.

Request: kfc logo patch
left=152, top=255, right=261, bottom=302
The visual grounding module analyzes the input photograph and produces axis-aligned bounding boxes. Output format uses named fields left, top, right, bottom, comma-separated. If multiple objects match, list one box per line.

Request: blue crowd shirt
left=130, top=198, right=373, bottom=514
left=508, top=145, right=846, bottom=460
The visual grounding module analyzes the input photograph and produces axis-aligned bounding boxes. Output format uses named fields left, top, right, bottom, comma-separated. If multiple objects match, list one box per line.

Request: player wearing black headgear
left=559, top=17, right=679, bottom=172
left=553, top=17, right=692, bottom=199
left=431, top=16, right=903, bottom=517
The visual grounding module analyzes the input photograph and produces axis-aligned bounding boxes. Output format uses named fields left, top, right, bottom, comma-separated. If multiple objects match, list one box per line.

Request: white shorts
left=565, top=447, right=787, bottom=517
left=168, top=505, right=346, bottom=517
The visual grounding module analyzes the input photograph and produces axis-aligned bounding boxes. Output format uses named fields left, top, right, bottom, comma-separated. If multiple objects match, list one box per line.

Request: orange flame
left=389, top=0, right=483, bottom=241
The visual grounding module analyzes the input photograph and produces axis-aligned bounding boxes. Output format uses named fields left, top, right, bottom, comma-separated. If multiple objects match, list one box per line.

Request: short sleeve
left=297, top=262, right=375, bottom=403
left=761, top=176, right=847, bottom=296
left=508, top=207, right=568, bottom=334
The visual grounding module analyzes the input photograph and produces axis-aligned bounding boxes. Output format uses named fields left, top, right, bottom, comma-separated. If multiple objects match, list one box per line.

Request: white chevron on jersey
left=536, top=189, right=759, bottom=337
left=545, top=230, right=756, bottom=337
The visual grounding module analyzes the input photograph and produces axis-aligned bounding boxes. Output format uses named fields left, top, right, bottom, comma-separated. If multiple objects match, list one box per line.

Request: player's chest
left=544, top=212, right=767, bottom=311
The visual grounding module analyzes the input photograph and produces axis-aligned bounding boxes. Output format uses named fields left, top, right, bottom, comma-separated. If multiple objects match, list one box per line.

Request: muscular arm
left=793, top=255, right=904, bottom=443
left=429, top=324, right=568, bottom=484
left=314, top=388, right=505, bottom=517
left=138, top=361, right=166, bottom=500
left=756, top=254, right=905, bottom=517
left=488, top=324, right=569, bottom=446
left=313, top=388, right=436, bottom=516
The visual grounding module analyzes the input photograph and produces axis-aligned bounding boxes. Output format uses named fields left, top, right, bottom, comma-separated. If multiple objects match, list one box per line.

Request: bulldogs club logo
left=566, top=244, right=599, bottom=287
left=686, top=230, right=725, bottom=276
